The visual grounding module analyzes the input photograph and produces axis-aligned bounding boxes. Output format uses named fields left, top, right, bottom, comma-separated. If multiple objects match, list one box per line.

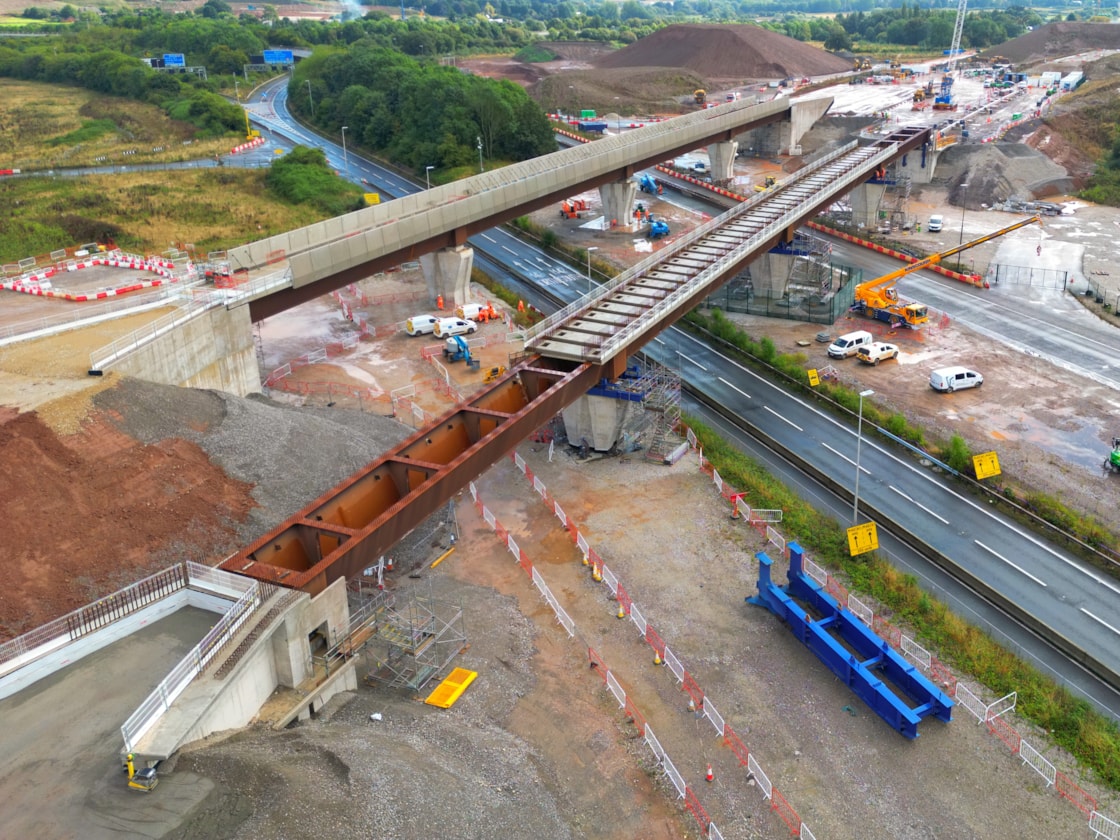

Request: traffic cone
left=386, top=557, right=395, bottom=573
left=581, top=552, right=589, bottom=567
left=592, top=564, right=603, bottom=583
left=706, top=764, right=714, bottom=783
left=616, top=601, right=626, bottom=619
left=653, top=649, right=662, bottom=666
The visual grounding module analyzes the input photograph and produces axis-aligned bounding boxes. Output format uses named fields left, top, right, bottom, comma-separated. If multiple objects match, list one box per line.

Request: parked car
left=929, top=366, right=983, bottom=392
left=405, top=314, right=440, bottom=336
left=827, top=330, right=874, bottom=359
left=433, top=317, right=477, bottom=338
left=927, top=214, right=944, bottom=232
left=856, top=342, right=899, bottom=366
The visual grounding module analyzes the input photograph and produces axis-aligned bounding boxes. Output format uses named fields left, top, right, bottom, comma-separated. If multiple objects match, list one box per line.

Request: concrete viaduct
left=231, top=95, right=834, bottom=322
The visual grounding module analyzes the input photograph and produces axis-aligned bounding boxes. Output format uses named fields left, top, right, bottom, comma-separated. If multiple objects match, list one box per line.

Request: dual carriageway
left=225, top=77, right=1120, bottom=720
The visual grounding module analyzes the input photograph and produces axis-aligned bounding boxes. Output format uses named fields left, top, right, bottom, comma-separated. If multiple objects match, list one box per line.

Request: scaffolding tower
left=782, top=229, right=835, bottom=302
left=351, top=578, right=467, bottom=693
left=634, top=360, right=683, bottom=462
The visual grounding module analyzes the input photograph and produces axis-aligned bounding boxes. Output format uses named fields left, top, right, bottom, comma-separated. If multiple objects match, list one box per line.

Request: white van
left=927, top=214, right=944, bottom=232
left=433, top=317, right=477, bottom=338
left=929, top=366, right=983, bottom=392
left=827, top=330, right=874, bottom=359
left=456, top=302, right=484, bottom=321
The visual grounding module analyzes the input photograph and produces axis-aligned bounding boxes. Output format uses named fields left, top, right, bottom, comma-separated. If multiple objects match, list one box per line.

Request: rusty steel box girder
left=222, top=360, right=602, bottom=592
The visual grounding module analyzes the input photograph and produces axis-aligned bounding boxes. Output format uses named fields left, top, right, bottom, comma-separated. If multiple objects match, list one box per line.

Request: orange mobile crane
left=852, top=215, right=1042, bottom=328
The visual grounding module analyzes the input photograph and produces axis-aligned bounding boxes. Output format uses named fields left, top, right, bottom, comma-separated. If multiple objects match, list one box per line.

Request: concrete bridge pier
left=561, top=394, right=630, bottom=452
left=419, top=245, right=474, bottom=308
left=599, top=180, right=638, bottom=229
left=737, top=122, right=788, bottom=158
left=895, top=146, right=935, bottom=184
left=850, top=182, right=888, bottom=229
left=708, top=141, right=739, bottom=182
left=748, top=250, right=798, bottom=298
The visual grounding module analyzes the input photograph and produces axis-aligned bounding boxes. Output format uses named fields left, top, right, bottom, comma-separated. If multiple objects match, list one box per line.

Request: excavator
left=694, top=89, right=706, bottom=105
left=852, top=215, right=1042, bottom=328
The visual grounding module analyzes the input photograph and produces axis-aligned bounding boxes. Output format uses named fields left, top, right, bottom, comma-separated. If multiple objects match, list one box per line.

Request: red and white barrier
left=230, top=136, right=266, bottom=155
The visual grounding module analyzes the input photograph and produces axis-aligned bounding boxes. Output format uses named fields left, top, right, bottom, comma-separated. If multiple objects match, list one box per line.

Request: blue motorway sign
left=262, top=49, right=294, bottom=65
left=163, top=53, right=186, bottom=67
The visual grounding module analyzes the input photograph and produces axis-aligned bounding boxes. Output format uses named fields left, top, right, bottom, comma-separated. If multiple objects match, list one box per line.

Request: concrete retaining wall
left=113, top=304, right=259, bottom=397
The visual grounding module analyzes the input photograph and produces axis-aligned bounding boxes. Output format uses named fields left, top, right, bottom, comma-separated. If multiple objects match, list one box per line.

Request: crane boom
left=852, top=215, right=1042, bottom=327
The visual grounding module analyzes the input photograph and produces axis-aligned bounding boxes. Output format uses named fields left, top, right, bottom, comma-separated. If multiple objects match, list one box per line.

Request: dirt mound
left=534, top=66, right=707, bottom=114
left=932, top=142, right=1072, bottom=203
left=537, top=41, right=614, bottom=63
left=983, top=21, right=1120, bottom=66
left=594, top=23, right=852, bottom=81
left=0, top=376, right=411, bottom=641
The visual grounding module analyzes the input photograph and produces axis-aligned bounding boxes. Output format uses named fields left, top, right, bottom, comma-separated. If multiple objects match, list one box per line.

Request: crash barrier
left=499, top=454, right=817, bottom=839
left=688, top=434, right=1115, bottom=835
left=468, top=480, right=757, bottom=840
left=230, top=136, right=266, bottom=155
left=0, top=564, right=189, bottom=675
left=121, top=570, right=275, bottom=753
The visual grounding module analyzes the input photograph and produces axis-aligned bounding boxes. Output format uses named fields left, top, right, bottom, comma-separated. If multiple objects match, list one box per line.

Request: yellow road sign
left=847, top=521, right=879, bottom=556
left=973, top=451, right=1001, bottom=479
left=364, top=192, right=381, bottom=205
left=807, top=369, right=820, bottom=387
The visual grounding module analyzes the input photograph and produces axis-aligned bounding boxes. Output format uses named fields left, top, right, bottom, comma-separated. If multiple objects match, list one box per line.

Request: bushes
left=264, top=146, right=363, bottom=216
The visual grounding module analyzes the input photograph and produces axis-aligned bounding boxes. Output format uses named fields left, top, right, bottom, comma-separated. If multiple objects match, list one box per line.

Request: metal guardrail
left=120, top=579, right=266, bottom=752
left=87, top=269, right=292, bottom=370
left=0, top=564, right=189, bottom=670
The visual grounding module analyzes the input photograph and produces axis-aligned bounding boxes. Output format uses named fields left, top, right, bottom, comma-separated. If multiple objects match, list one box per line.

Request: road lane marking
left=717, top=377, right=751, bottom=400
left=677, top=352, right=707, bottom=371
left=764, top=406, right=802, bottom=432
left=975, top=541, right=1048, bottom=587
left=481, top=234, right=496, bottom=243
left=889, top=486, right=949, bottom=524
left=821, top=442, right=869, bottom=473
left=1080, top=608, right=1120, bottom=637
left=502, top=245, right=516, bottom=255
left=653, top=337, right=665, bottom=345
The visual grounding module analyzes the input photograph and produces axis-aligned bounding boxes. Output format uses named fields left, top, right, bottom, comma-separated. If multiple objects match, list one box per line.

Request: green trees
left=265, top=145, right=363, bottom=216
left=292, top=44, right=554, bottom=171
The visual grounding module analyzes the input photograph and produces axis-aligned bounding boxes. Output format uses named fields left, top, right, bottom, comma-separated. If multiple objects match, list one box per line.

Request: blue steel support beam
left=748, top=543, right=953, bottom=738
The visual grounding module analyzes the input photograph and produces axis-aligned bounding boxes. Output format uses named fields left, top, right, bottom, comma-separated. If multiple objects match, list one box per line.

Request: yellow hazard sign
left=973, top=451, right=1001, bottom=479
left=364, top=192, right=381, bottom=205
left=846, top=521, right=879, bottom=556
left=807, top=369, right=820, bottom=387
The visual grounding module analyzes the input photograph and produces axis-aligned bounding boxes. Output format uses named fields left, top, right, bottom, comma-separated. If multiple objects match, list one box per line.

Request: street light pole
left=425, top=165, right=434, bottom=191
left=477, top=136, right=483, bottom=173
left=234, top=79, right=240, bottom=101
left=853, top=388, right=874, bottom=523
left=341, top=126, right=349, bottom=177
left=957, top=183, right=969, bottom=248
left=586, top=246, right=598, bottom=295
left=305, top=79, right=314, bottom=117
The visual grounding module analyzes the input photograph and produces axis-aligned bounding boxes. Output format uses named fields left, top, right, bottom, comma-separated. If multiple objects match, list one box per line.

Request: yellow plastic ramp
left=424, top=668, right=478, bottom=709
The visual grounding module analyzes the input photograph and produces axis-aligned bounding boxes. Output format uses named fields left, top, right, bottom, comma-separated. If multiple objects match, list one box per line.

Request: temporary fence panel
left=530, top=566, right=548, bottom=600
left=986, top=712, right=1021, bottom=755
left=514, top=452, right=527, bottom=474
left=507, top=534, right=521, bottom=563
left=986, top=690, right=1017, bottom=720
left=483, top=507, right=496, bottom=530
left=747, top=753, right=773, bottom=799
left=468, top=481, right=477, bottom=502
left=1056, top=771, right=1098, bottom=818
left=553, top=500, right=567, bottom=527
left=629, top=602, right=648, bottom=635
left=802, top=556, right=827, bottom=586
left=533, top=475, right=547, bottom=498
left=702, top=695, right=725, bottom=737
left=900, top=635, right=932, bottom=670
left=709, top=822, right=725, bottom=840
left=662, top=753, right=687, bottom=799
left=645, top=725, right=666, bottom=762
left=723, top=726, right=751, bottom=767
left=600, top=564, right=619, bottom=597
left=1090, top=811, right=1120, bottom=840
left=766, top=525, right=786, bottom=555
left=663, top=645, right=685, bottom=684
left=683, top=787, right=711, bottom=834
left=847, top=593, right=874, bottom=627
left=954, top=683, right=986, bottom=722
left=751, top=508, right=783, bottom=522
left=771, top=789, right=802, bottom=837
left=801, top=821, right=817, bottom=840
left=711, top=468, right=724, bottom=494
left=605, top=670, right=626, bottom=709
left=1019, top=740, right=1056, bottom=787
left=576, top=532, right=590, bottom=559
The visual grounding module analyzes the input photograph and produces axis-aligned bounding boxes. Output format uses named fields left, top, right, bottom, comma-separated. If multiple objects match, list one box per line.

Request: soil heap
left=594, top=23, right=853, bottom=82
left=982, top=21, right=1120, bottom=66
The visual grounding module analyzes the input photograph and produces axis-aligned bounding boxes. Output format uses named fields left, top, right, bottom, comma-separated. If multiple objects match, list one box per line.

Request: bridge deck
left=525, top=129, right=928, bottom=365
